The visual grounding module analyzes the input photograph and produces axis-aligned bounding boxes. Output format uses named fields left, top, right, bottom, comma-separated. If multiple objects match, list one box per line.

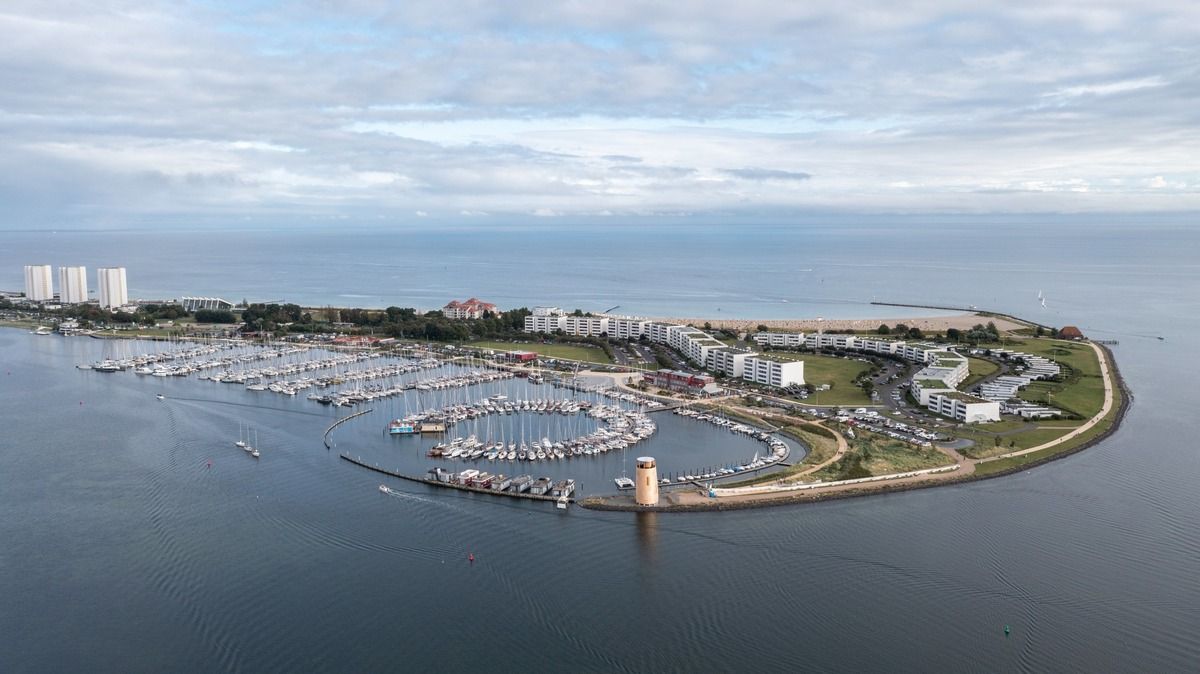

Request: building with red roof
left=1058, top=326, right=1084, bottom=340
left=443, top=297, right=498, bottom=319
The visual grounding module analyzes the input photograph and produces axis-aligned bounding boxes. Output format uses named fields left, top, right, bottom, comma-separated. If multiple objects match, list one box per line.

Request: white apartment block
left=855, top=337, right=904, bottom=355
left=896, top=343, right=940, bottom=363
left=743, top=356, right=805, bottom=388
left=97, top=267, right=128, bottom=309
left=682, top=334, right=725, bottom=366
left=531, top=306, right=565, bottom=317
left=913, top=355, right=969, bottom=390
left=561, top=316, right=609, bottom=337
left=23, top=265, right=53, bottom=301
left=524, top=314, right=565, bottom=333
left=707, top=346, right=758, bottom=378
left=608, top=317, right=650, bottom=340
left=752, top=331, right=805, bottom=348
left=805, top=333, right=859, bottom=350
left=927, top=392, right=1000, bottom=423
left=911, top=379, right=955, bottom=405
left=57, top=266, right=88, bottom=304
left=647, top=322, right=674, bottom=344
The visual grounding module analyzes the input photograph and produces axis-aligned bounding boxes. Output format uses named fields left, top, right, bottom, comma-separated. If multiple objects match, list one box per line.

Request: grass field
left=973, top=345, right=1122, bottom=475
left=763, top=352, right=874, bottom=406
left=466, top=340, right=613, bottom=364
left=806, top=429, right=951, bottom=481
left=962, top=356, right=1000, bottom=389
left=999, top=338, right=1105, bottom=417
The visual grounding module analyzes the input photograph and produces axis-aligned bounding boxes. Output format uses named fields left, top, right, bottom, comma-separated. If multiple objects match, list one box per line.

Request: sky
left=1, top=1, right=1198, bottom=228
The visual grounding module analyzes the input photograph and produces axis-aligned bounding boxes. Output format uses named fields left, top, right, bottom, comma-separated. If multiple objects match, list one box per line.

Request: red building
left=1058, top=325, right=1084, bottom=340
left=643, top=369, right=720, bottom=395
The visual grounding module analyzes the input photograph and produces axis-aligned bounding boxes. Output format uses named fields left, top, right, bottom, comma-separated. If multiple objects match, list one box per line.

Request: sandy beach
left=644, top=312, right=1025, bottom=334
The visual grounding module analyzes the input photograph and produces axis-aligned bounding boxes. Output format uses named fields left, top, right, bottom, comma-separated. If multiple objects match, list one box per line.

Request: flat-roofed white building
left=680, top=334, right=725, bottom=366
left=181, top=296, right=233, bottom=312
left=752, top=331, right=805, bottom=348
left=609, top=317, right=650, bottom=340
left=531, top=306, right=565, bottom=317
left=707, top=346, right=758, bottom=378
left=927, top=391, right=1000, bottom=423
left=743, top=356, right=805, bottom=388
left=913, top=351, right=969, bottom=389
left=24, top=264, right=53, bottom=301
left=911, top=379, right=955, bottom=405
left=647, top=322, right=674, bottom=344
left=562, top=316, right=609, bottom=337
left=805, top=333, right=858, bottom=350
left=897, top=343, right=940, bottom=363
left=57, top=266, right=88, bottom=304
left=524, top=314, right=565, bottom=333
left=97, top=267, right=128, bottom=309
left=856, top=337, right=904, bottom=355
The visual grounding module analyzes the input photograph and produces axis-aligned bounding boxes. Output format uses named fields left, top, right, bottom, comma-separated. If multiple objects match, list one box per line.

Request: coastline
left=644, top=311, right=1026, bottom=334
left=580, top=343, right=1130, bottom=513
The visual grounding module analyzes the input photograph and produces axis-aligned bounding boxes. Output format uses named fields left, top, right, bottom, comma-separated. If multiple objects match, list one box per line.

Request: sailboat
left=235, top=422, right=247, bottom=449
left=251, top=430, right=260, bottom=459
left=244, top=429, right=256, bottom=454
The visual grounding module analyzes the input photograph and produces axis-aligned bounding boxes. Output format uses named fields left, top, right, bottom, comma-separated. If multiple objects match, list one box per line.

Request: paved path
left=974, top=341, right=1113, bottom=464
left=678, top=340, right=1113, bottom=505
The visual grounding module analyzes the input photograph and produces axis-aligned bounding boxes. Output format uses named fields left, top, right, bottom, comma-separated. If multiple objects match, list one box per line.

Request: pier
left=323, top=408, right=373, bottom=449
left=339, top=453, right=573, bottom=504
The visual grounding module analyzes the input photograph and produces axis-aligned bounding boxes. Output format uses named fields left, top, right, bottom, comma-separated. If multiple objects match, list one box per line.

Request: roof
left=937, top=391, right=993, bottom=404
left=1059, top=326, right=1084, bottom=338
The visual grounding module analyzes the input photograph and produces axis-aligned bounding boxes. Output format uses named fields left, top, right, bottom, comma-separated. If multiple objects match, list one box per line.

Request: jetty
left=324, top=408, right=373, bottom=449
left=340, top=453, right=574, bottom=505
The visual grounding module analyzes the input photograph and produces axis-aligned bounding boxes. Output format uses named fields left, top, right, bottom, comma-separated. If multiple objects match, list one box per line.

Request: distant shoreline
left=644, top=311, right=1026, bottom=334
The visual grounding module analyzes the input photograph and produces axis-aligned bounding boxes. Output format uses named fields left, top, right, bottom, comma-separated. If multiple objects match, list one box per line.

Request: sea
left=1, top=221, right=1198, bottom=672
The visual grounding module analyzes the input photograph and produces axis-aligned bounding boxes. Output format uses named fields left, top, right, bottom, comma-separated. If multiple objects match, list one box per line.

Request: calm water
left=2, top=222, right=1199, bottom=672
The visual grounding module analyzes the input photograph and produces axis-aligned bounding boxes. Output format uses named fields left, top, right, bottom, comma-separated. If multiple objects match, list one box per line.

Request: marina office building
left=57, top=266, right=88, bottom=304
left=23, top=264, right=54, bottom=301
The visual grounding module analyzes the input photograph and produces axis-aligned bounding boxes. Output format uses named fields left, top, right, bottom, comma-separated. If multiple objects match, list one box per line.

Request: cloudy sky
left=2, top=1, right=1198, bottom=227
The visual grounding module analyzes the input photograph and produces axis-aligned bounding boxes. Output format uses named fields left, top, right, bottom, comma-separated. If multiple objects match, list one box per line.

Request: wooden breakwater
left=323, top=408, right=373, bottom=449
left=339, top=453, right=572, bottom=504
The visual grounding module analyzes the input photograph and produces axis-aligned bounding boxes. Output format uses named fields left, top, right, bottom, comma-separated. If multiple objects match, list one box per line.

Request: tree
left=876, top=324, right=891, bottom=335
left=946, top=328, right=961, bottom=341
left=703, top=321, right=712, bottom=331
left=196, top=309, right=236, bottom=323
left=906, top=327, right=923, bottom=339
left=893, top=323, right=908, bottom=335
left=756, top=324, right=769, bottom=333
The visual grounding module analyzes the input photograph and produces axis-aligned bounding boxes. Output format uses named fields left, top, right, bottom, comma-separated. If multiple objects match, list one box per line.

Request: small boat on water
left=156, top=394, right=165, bottom=401
left=379, top=485, right=389, bottom=493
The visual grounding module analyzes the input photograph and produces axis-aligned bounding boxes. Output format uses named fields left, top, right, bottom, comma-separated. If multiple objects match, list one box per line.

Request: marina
left=59, top=334, right=800, bottom=498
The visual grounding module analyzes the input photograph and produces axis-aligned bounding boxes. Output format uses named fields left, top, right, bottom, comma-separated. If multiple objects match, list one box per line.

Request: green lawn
left=466, top=340, right=613, bottom=365
left=763, top=352, right=874, bottom=406
left=1003, top=338, right=1105, bottom=417
left=962, top=357, right=1000, bottom=389
left=806, top=429, right=951, bottom=481
left=972, top=346, right=1123, bottom=474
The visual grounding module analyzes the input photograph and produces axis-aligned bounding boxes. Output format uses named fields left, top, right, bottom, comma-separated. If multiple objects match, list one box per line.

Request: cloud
left=0, top=0, right=1198, bottom=226
left=720, top=168, right=812, bottom=182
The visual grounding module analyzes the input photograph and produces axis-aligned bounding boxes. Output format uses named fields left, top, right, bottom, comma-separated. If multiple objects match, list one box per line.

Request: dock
left=323, top=408, right=373, bottom=449
left=339, top=453, right=574, bottom=504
